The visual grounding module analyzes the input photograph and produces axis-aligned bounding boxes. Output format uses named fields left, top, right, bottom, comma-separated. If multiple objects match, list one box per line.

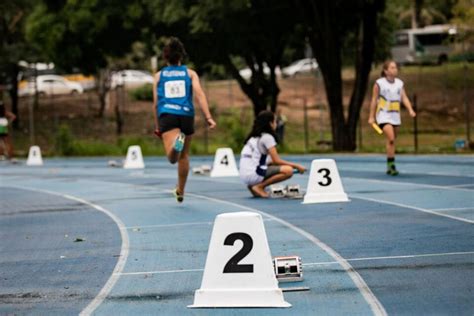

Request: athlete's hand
left=154, top=129, right=162, bottom=139
left=409, top=109, right=416, bottom=118
left=206, top=117, right=216, bottom=129
left=296, top=165, right=306, bottom=174
left=368, top=117, right=375, bottom=125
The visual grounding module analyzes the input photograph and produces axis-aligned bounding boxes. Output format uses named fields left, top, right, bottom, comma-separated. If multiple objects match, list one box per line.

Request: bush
left=55, top=124, right=75, bottom=156
left=130, top=84, right=153, bottom=101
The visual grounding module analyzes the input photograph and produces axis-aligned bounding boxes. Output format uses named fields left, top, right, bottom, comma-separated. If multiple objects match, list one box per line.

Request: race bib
left=164, top=80, right=186, bottom=98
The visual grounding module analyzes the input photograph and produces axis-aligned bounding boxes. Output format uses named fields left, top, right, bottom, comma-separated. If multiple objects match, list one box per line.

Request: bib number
left=164, top=80, right=185, bottom=98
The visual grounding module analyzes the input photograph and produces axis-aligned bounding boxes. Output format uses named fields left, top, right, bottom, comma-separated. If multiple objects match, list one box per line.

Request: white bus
left=391, top=24, right=457, bottom=65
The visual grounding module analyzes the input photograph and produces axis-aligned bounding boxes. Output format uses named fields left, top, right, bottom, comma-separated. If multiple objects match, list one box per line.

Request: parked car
left=19, top=75, right=84, bottom=96
left=282, top=58, right=318, bottom=77
left=238, top=63, right=282, bottom=80
left=111, top=70, right=154, bottom=89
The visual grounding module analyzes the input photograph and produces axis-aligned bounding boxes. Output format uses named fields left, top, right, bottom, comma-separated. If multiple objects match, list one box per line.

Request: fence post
left=303, top=98, right=309, bottom=153
left=413, top=93, right=418, bottom=153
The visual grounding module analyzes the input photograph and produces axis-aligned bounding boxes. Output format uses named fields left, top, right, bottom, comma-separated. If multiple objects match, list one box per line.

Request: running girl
left=239, top=110, right=306, bottom=198
left=153, top=37, right=216, bottom=202
left=368, top=60, right=416, bottom=175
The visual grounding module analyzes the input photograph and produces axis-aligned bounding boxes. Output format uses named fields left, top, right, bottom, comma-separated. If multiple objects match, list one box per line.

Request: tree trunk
left=296, top=0, right=384, bottom=151
left=96, top=69, right=110, bottom=118
left=223, top=55, right=280, bottom=118
left=8, top=63, right=20, bottom=129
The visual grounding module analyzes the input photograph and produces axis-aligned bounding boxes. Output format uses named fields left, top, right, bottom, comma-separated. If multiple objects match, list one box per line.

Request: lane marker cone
left=123, top=145, right=145, bottom=169
left=210, top=148, right=239, bottom=177
left=302, top=159, right=349, bottom=204
left=189, top=212, right=291, bottom=308
left=26, top=146, right=43, bottom=166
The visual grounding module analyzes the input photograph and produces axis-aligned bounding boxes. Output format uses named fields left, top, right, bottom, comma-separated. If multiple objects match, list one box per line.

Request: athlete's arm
left=153, top=72, right=161, bottom=133
left=189, top=69, right=216, bottom=129
left=368, top=83, right=379, bottom=124
left=267, top=146, right=306, bottom=174
left=401, top=87, right=416, bottom=118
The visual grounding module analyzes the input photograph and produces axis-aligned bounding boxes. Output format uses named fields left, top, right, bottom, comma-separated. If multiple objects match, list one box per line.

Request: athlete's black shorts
left=379, top=123, right=400, bottom=130
left=159, top=113, right=195, bottom=136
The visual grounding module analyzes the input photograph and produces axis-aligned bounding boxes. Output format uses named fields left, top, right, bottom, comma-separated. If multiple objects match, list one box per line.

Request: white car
left=111, top=70, right=154, bottom=89
left=20, top=75, right=84, bottom=96
left=239, top=63, right=282, bottom=80
left=282, top=58, right=318, bottom=77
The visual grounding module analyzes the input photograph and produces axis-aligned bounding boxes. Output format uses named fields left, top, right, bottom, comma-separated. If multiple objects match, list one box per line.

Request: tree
left=0, top=0, right=39, bottom=128
left=145, top=0, right=301, bottom=116
left=26, top=0, right=145, bottom=119
left=295, top=0, right=386, bottom=151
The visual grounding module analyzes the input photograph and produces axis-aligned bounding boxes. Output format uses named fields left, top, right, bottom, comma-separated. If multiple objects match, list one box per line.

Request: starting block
left=210, top=148, right=239, bottom=177
left=189, top=212, right=291, bottom=308
left=270, top=185, right=286, bottom=198
left=123, top=145, right=145, bottom=169
left=303, top=159, right=349, bottom=204
left=285, top=184, right=303, bottom=198
left=192, top=164, right=212, bottom=175
left=273, top=256, right=303, bottom=282
left=269, top=184, right=304, bottom=199
left=107, top=160, right=122, bottom=168
left=26, top=146, right=43, bottom=166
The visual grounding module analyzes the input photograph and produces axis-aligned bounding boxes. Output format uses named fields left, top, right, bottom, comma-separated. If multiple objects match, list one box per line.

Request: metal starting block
left=192, top=164, right=212, bottom=175
left=273, top=256, right=303, bottom=282
left=270, top=185, right=286, bottom=198
left=285, top=184, right=301, bottom=197
left=107, top=160, right=122, bottom=168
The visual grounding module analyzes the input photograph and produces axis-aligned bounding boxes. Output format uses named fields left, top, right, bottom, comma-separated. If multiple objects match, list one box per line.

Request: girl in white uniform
left=239, top=110, right=306, bottom=198
left=369, top=60, right=416, bottom=175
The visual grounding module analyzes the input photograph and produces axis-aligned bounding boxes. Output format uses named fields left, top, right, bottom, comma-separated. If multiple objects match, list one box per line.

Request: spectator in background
left=0, top=101, right=16, bottom=160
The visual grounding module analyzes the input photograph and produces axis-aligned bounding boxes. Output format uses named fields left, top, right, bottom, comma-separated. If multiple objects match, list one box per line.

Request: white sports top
left=375, top=77, right=404, bottom=126
left=239, top=133, right=276, bottom=177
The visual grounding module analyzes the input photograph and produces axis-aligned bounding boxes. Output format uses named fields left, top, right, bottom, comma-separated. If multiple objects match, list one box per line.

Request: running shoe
left=386, top=165, right=399, bottom=176
left=173, top=187, right=184, bottom=203
left=174, top=132, right=185, bottom=153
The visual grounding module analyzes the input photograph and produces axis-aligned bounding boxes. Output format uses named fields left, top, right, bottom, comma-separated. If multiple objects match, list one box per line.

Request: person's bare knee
left=280, top=165, right=293, bottom=177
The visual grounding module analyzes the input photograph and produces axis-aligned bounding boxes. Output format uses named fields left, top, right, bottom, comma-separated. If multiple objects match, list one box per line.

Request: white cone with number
left=189, top=212, right=290, bottom=308
left=26, top=146, right=43, bottom=166
left=303, top=159, right=349, bottom=204
left=210, top=148, right=239, bottom=177
left=123, top=145, right=145, bottom=169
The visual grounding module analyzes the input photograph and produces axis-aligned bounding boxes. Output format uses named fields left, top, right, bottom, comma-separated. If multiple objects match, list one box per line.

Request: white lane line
left=303, top=251, right=474, bottom=267
left=351, top=195, right=474, bottom=224
left=449, top=183, right=474, bottom=188
left=123, top=221, right=212, bottom=230
left=1, top=185, right=129, bottom=316
left=117, top=251, right=474, bottom=275
left=430, top=207, right=474, bottom=212
left=180, top=191, right=387, bottom=316
left=117, top=268, right=204, bottom=276
left=345, top=177, right=474, bottom=192
left=122, top=218, right=274, bottom=230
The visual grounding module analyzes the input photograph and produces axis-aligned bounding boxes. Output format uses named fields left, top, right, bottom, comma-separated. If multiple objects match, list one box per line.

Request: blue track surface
left=0, top=154, right=473, bottom=315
